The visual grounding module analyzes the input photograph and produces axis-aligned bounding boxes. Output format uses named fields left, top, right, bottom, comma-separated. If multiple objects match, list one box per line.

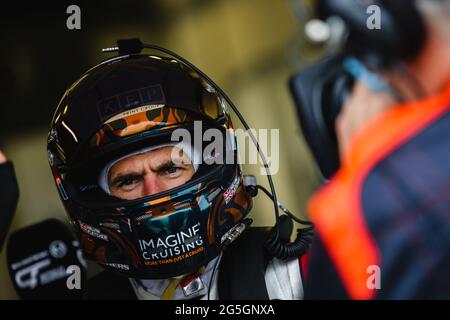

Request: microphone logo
left=49, top=240, right=67, bottom=259
left=15, top=259, right=51, bottom=289
left=7, top=219, right=87, bottom=299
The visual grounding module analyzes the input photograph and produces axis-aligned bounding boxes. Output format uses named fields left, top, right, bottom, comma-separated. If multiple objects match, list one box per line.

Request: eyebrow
left=152, top=159, right=192, bottom=172
left=109, top=160, right=190, bottom=187
left=154, top=160, right=176, bottom=172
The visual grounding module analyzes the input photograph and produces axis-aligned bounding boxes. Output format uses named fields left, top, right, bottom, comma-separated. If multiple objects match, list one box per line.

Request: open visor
left=65, top=113, right=237, bottom=209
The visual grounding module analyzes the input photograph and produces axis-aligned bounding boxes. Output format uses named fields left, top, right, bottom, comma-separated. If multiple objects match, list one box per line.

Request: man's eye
left=122, top=179, right=135, bottom=186
left=162, top=166, right=183, bottom=176
left=118, top=177, right=140, bottom=187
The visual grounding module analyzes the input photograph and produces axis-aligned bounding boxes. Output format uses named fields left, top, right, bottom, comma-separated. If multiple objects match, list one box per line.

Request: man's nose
left=142, top=174, right=163, bottom=196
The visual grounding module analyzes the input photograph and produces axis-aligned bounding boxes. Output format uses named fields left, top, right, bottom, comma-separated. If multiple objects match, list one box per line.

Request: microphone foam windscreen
left=6, top=218, right=87, bottom=300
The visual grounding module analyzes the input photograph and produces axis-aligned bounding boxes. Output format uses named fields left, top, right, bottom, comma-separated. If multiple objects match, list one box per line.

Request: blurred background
left=0, top=0, right=321, bottom=299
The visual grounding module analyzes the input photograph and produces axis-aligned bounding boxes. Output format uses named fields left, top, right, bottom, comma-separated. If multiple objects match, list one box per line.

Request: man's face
left=108, top=146, right=195, bottom=200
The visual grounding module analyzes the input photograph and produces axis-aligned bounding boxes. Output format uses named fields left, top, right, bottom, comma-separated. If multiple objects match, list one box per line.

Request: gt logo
left=224, top=176, right=240, bottom=204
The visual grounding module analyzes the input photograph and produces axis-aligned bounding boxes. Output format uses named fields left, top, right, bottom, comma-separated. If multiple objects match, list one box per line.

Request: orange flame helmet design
left=47, top=53, right=252, bottom=279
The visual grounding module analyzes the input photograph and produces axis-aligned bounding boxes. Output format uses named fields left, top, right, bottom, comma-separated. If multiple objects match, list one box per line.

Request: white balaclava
left=98, top=141, right=202, bottom=195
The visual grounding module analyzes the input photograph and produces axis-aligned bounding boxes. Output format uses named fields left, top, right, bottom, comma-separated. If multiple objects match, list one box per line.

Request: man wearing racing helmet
left=47, top=40, right=305, bottom=300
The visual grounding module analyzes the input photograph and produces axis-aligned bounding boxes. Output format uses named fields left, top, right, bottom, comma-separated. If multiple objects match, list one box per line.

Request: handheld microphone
left=6, top=218, right=87, bottom=299
left=0, top=160, right=19, bottom=252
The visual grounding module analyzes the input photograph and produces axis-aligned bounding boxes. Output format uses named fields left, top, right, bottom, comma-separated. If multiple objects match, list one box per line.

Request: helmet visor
left=66, top=119, right=237, bottom=209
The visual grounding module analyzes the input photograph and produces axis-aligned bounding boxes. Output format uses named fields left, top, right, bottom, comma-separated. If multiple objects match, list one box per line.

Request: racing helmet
left=47, top=49, right=253, bottom=279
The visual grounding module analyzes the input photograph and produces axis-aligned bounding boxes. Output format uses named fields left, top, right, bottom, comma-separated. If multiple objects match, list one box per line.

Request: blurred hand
left=335, top=80, right=395, bottom=158
left=0, top=151, right=7, bottom=164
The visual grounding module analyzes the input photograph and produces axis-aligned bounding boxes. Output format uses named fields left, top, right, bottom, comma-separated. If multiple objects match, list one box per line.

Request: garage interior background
left=0, top=0, right=320, bottom=299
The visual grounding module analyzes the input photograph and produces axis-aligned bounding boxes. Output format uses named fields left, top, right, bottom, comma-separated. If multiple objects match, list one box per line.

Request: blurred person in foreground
left=305, top=0, right=450, bottom=299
